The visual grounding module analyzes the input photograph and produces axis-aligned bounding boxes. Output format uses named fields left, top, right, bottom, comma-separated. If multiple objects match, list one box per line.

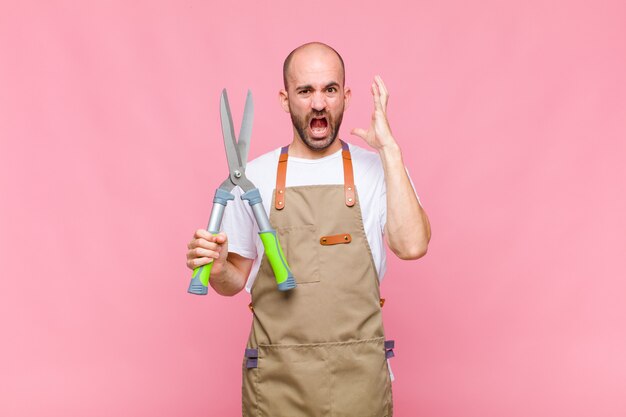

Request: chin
left=304, top=136, right=336, bottom=151
left=305, top=129, right=339, bottom=148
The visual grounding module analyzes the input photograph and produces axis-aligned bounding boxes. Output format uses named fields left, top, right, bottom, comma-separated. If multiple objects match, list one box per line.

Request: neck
left=289, top=136, right=343, bottom=159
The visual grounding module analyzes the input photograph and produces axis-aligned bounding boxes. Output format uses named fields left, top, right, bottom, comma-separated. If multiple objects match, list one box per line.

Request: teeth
left=310, top=116, right=328, bottom=136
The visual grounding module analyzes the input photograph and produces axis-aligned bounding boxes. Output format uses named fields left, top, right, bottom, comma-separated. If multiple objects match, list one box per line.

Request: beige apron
left=242, top=141, right=394, bottom=417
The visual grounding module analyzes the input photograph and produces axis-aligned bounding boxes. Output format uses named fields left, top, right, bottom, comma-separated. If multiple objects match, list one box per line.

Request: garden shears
left=187, top=89, right=296, bottom=295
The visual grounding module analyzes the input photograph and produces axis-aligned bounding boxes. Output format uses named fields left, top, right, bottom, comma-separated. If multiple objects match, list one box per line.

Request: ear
left=343, top=86, right=352, bottom=110
left=278, top=89, right=290, bottom=113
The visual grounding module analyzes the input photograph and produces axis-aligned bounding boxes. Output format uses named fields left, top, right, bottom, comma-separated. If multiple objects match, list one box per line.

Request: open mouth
left=309, top=116, right=329, bottom=138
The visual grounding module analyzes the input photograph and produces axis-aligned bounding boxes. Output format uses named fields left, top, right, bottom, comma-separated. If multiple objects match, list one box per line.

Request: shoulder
left=247, top=147, right=281, bottom=170
left=346, top=142, right=383, bottom=174
left=245, top=147, right=282, bottom=182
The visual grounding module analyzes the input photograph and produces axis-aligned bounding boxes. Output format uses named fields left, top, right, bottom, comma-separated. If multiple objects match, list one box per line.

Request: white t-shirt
left=221, top=142, right=419, bottom=293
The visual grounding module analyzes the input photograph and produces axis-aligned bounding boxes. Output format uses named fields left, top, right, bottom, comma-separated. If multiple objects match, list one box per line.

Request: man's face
left=281, top=49, right=351, bottom=151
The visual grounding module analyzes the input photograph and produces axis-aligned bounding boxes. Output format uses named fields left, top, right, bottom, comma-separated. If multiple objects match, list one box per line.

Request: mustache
left=307, top=111, right=329, bottom=122
left=309, top=111, right=328, bottom=118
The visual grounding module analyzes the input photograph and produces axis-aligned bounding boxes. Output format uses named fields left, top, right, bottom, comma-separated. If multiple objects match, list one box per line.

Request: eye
left=327, top=87, right=337, bottom=93
left=298, top=89, right=310, bottom=94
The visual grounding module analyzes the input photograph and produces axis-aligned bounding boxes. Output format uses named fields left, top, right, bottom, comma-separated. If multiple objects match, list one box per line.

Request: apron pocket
left=329, top=337, right=392, bottom=417
left=256, top=344, right=330, bottom=417
left=277, top=225, right=320, bottom=284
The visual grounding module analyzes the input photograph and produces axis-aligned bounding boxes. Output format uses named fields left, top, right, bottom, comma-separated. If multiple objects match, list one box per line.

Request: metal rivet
left=348, top=198, right=353, bottom=202
left=234, top=170, right=242, bottom=178
left=348, top=187, right=352, bottom=191
left=278, top=201, right=283, bottom=205
left=344, top=235, right=349, bottom=241
left=279, top=190, right=283, bottom=194
left=322, top=238, right=327, bottom=243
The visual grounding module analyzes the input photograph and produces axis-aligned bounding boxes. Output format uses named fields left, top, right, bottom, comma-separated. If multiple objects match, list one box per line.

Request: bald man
left=187, top=42, right=430, bottom=416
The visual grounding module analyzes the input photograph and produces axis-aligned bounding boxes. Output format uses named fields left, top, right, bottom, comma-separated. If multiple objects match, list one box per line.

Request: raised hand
left=350, top=75, right=396, bottom=150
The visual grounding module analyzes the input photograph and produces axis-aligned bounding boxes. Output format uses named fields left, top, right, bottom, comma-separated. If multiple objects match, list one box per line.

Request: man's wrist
left=208, top=260, right=229, bottom=284
left=377, top=139, right=402, bottom=163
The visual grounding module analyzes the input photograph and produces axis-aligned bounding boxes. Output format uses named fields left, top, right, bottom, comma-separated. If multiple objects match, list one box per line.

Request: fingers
left=371, top=80, right=382, bottom=112
left=375, top=75, right=388, bottom=97
left=191, top=230, right=227, bottom=245
left=188, top=235, right=225, bottom=252
left=186, top=255, right=214, bottom=270
left=187, top=244, right=222, bottom=258
left=193, top=229, right=223, bottom=241
left=186, top=243, right=220, bottom=269
left=374, top=75, right=388, bottom=110
left=187, top=230, right=228, bottom=269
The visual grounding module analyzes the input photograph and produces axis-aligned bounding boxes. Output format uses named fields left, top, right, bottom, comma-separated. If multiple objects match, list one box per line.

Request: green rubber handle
left=187, top=189, right=233, bottom=296
left=188, top=227, right=220, bottom=295
left=259, top=230, right=296, bottom=291
left=188, top=261, right=213, bottom=295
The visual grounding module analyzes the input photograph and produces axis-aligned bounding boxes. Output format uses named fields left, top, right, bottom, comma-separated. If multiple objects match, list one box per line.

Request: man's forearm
left=379, top=141, right=431, bottom=260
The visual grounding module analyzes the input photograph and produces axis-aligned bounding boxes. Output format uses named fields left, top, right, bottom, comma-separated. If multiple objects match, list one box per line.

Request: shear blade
left=220, top=89, right=243, bottom=171
left=237, top=90, right=254, bottom=168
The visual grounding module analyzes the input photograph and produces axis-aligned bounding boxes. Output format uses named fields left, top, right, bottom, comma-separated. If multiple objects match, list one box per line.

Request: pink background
left=1, top=1, right=625, bottom=416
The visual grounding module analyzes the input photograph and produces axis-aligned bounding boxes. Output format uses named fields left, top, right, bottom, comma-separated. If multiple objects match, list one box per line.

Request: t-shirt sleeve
left=220, top=186, right=257, bottom=260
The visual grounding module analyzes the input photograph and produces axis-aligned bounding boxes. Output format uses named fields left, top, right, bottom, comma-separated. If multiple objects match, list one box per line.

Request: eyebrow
left=295, top=82, right=341, bottom=91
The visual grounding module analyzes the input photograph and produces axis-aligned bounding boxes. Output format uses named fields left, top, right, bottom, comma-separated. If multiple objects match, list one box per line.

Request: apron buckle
left=245, top=348, right=259, bottom=369
left=385, top=340, right=395, bottom=359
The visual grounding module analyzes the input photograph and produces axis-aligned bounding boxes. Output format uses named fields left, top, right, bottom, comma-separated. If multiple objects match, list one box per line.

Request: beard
left=289, top=106, right=344, bottom=151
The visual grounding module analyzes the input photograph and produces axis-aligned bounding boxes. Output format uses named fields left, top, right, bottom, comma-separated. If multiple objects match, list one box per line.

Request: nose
left=311, top=91, right=326, bottom=112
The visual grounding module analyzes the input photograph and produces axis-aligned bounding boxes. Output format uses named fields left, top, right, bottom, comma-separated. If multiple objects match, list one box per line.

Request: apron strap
left=341, top=140, right=356, bottom=207
left=274, top=140, right=356, bottom=209
left=275, top=146, right=289, bottom=210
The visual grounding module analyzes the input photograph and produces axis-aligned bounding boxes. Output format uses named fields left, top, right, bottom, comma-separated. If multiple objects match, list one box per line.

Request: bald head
left=282, top=42, right=345, bottom=90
